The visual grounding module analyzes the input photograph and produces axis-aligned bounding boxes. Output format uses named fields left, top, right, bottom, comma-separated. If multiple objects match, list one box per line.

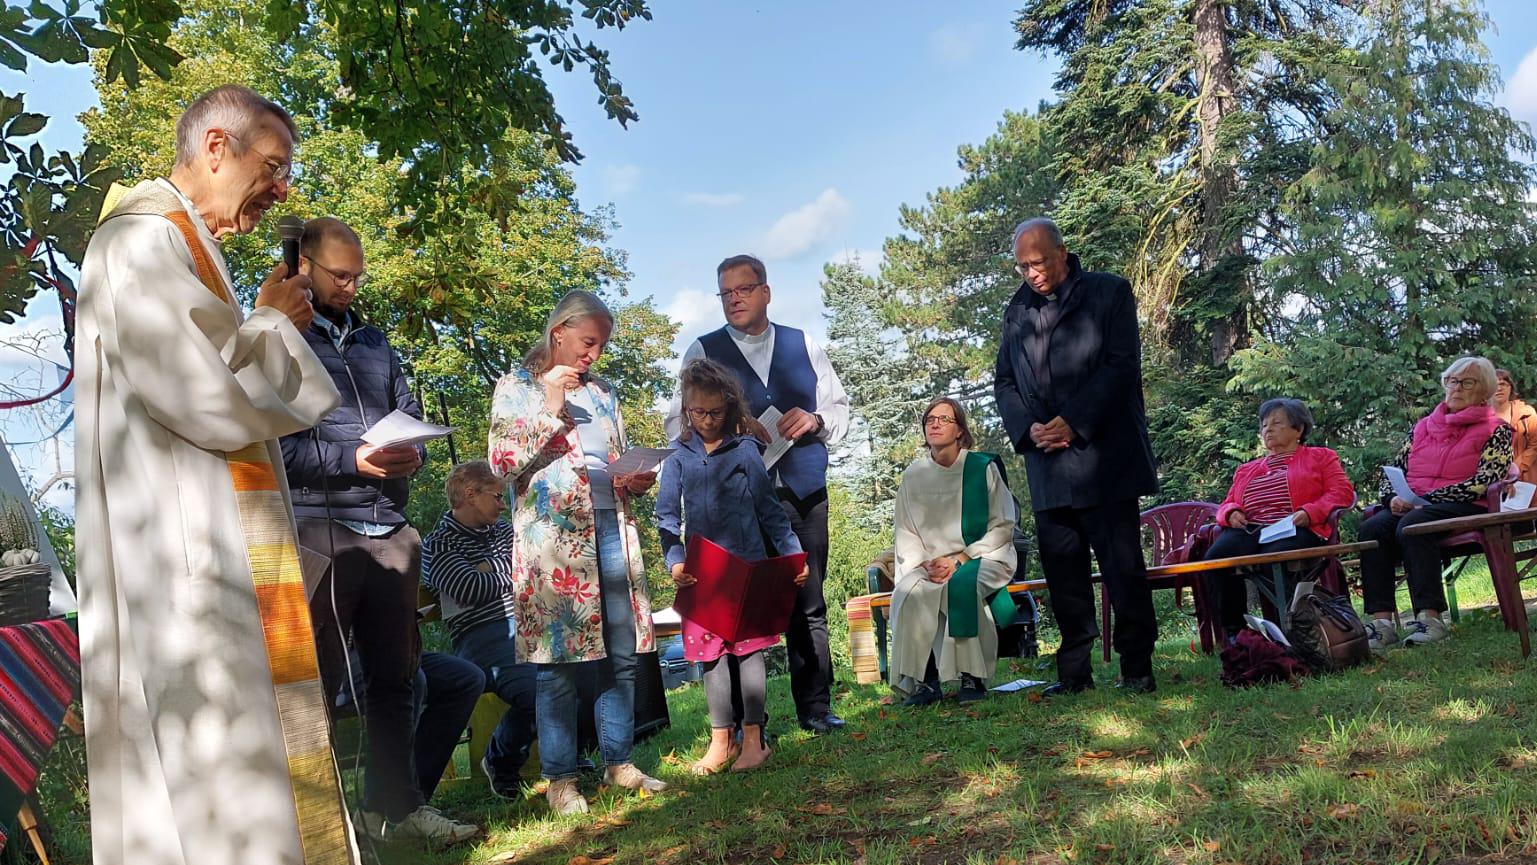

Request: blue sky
left=6, top=0, right=1537, bottom=509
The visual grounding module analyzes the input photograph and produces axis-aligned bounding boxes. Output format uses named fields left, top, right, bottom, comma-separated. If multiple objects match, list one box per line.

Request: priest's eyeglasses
left=222, top=131, right=293, bottom=184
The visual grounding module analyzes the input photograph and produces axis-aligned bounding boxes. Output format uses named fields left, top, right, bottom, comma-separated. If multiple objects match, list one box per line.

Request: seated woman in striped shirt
left=1201, top=399, right=1356, bottom=638
left=420, top=460, right=533, bottom=799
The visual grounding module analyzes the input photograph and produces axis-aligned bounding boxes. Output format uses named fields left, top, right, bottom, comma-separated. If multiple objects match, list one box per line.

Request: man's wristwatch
left=813, top=413, right=826, bottom=435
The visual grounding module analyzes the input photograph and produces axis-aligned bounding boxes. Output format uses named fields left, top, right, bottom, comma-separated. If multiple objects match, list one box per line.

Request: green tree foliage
left=825, top=111, right=1055, bottom=522
left=1230, top=0, right=1537, bottom=485
left=831, top=0, right=1537, bottom=513
left=0, top=0, right=649, bottom=328
left=83, top=0, right=678, bottom=592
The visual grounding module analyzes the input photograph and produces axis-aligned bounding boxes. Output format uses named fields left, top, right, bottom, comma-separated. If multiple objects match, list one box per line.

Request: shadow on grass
left=376, top=594, right=1537, bottom=865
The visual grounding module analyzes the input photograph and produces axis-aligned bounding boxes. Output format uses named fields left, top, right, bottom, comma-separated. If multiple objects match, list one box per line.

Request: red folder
left=671, top=536, right=807, bottom=643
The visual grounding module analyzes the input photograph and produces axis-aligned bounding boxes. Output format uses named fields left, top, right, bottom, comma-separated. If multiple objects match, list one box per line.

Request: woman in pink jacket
left=1359, top=357, right=1513, bottom=651
left=1201, top=398, right=1356, bottom=638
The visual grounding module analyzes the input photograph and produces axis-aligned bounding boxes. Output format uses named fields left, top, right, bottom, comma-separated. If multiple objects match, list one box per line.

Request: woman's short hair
left=523, top=290, right=614, bottom=374
left=920, top=397, right=975, bottom=450
left=678, top=358, right=752, bottom=441
left=1440, top=356, right=1498, bottom=405
left=446, top=460, right=501, bottom=509
left=1258, top=398, right=1314, bottom=444
left=1496, top=368, right=1518, bottom=399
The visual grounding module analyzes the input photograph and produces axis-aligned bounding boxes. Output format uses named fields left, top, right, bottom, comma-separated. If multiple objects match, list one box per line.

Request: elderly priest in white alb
left=76, top=85, right=358, bottom=865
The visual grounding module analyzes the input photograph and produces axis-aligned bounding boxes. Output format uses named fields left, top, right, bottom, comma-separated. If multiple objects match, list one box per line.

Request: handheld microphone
left=276, top=215, right=304, bottom=279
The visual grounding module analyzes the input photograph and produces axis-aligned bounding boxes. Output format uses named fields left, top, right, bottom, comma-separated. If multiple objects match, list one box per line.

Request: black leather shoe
left=799, top=712, right=847, bottom=733
left=902, top=684, right=944, bottom=707
left=1116, top=675, right=1157, bottom=694
left=1042, top=679, right=1094, bottom=697
left=957, top=675, right=988, bottom=703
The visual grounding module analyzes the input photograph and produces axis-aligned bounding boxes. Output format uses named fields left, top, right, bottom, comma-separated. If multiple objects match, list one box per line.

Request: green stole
left=947, top=451, right=1019, bottom=638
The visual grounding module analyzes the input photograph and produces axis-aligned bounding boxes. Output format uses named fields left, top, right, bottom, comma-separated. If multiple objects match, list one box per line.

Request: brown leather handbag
left=1286, top=581, right=1370, bottom=672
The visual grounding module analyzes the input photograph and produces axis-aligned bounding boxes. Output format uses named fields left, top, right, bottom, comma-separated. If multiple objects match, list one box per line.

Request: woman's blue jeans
left=535, top=509, right=638, bottom=779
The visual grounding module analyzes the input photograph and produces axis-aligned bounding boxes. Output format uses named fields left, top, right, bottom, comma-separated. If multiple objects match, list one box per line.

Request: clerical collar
left=156, top=178, right=222, bottom=246
left=727, top=323, right=774, bottom=344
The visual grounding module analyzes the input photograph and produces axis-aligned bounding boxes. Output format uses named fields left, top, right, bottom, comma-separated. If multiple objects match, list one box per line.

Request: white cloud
left=1501, top=44, right=1537, bottom=124
left=683, top=192, right=745, bottom=207
left=760, top=188, right=852, bottom=260
left=930, top=22, right=980, bottom=65
left=660, top=287, right=718, bottom=373
left=602, top=163, right=640, bottom=195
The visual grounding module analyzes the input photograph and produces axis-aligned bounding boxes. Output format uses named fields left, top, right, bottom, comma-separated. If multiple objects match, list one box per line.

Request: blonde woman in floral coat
left=488, top=290, right=665, bottom=814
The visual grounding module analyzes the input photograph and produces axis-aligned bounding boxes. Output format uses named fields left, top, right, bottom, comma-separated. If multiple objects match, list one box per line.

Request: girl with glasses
left=655, top=359, right=807, bottom=774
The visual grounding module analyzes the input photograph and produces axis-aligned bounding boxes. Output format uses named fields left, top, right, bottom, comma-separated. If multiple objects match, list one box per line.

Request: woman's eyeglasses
left=685, top=407, right=727, bottom=421
left=1443, top=376, right=1480, bottom=391
left=923, top=415, right=958, bottom=427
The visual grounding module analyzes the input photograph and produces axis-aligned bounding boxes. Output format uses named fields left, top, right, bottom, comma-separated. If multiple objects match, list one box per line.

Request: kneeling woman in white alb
left=889, top=397, right=1018, bottom=706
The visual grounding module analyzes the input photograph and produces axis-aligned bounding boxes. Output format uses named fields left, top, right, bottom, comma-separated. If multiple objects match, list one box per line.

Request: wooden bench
left=847, top=580, right=1047, bottom=684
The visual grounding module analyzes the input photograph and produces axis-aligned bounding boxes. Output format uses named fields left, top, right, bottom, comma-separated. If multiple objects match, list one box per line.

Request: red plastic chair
left=1097, top=502, right=1219, bottom=661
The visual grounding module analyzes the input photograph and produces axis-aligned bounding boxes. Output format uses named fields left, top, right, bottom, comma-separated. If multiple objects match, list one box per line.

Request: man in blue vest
left=665, top=254, right=852, bottom=734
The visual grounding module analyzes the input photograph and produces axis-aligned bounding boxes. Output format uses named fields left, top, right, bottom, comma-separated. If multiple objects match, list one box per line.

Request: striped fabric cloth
left=173, top=210, right=354, bottom=864
left=1240, top=452, right=1296, bottom=526
left=0, top=618, right=79, bottom=854
left=421, top=513, right=518, bottom=642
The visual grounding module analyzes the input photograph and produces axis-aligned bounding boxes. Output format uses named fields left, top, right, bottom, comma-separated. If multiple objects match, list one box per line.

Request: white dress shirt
left=664, top=323, right=851, bottom=447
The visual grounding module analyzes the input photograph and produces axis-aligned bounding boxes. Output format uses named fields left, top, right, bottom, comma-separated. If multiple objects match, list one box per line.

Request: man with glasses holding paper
left=278, top=217, right=474, bottom=842
left=665, top=254, right=852, bottom=734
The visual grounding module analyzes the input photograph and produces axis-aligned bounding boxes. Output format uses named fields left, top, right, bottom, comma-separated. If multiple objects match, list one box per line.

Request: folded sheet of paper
left=1501, top=480, right=1537, bottom=512
left=757, top=406, right=793, bottom=469
left=1243, top=614, right=1291, bottom=646
left=361, top=410, right=453, bottom=449
left=1258, top=518, right=1297, bottom=544
left=607, top=447, right=676, bottom=476
left=990, top=678, right=1049, bottom=693
left=1382, top=465, right=1429, bottom=506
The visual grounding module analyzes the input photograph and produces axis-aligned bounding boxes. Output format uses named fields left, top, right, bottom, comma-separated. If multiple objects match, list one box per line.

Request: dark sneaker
left=957, top=674, right=987, bottom=703
left=901, top=683, right=944, bottom=707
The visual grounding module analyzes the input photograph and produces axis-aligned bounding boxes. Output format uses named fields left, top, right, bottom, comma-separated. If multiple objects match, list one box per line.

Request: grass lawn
left=367, top=567, right=1537, bottom=865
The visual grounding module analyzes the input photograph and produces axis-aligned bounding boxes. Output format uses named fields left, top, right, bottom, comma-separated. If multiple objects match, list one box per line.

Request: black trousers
left=779, top=488, right=833, bottom=720
left=299, top=519, right=423, bottom=821
left=1357, top=501, right=1483, bottom=615
left=1035, top=498, right=1156, bottom=682
left=1200, top=526, right=1327, bottom=632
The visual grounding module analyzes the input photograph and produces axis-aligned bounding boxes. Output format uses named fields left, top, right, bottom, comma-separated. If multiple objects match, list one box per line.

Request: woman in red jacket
left=1201, top=398, right=1356, bottom=638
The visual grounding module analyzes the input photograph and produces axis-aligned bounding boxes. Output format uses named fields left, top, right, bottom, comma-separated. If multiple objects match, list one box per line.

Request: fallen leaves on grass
left=567, top=857, right=614, bottom=865
left=1180, top=732, right=1205, bottom=750
left=1027, top=691, right=1044, bottom=703
left=1203, top=840, right=1221, bottom=853
left=1326, top=803, right=1361, bottom=820
left=920, top=752, right=944, bottom=766
left=770, top=844, right=788, bottom=859
left=851, top=732, right=868, bottom=741
left=1347, top=769, right=1377, bottom=780
left=797, top=803, right=847, bottom=816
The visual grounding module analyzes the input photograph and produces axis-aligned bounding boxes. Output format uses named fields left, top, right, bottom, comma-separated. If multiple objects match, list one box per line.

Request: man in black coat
left=993, top=218, right=1160, bottom=695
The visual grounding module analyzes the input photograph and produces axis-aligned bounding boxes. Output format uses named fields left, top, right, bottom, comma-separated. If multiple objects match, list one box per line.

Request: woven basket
left=0, top=563, right=52, bottom=627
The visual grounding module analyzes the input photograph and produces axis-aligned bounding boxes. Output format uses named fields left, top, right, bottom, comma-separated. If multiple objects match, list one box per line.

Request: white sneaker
left=1366, top=618, right=1400, bottom=652
left=1402, top=612, right=1449, bottom=646
left=382, top=805, right=480, bottom=846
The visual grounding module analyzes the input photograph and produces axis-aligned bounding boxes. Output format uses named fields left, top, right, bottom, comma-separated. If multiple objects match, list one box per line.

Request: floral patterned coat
left=487, top=367, right=655, bottom=664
